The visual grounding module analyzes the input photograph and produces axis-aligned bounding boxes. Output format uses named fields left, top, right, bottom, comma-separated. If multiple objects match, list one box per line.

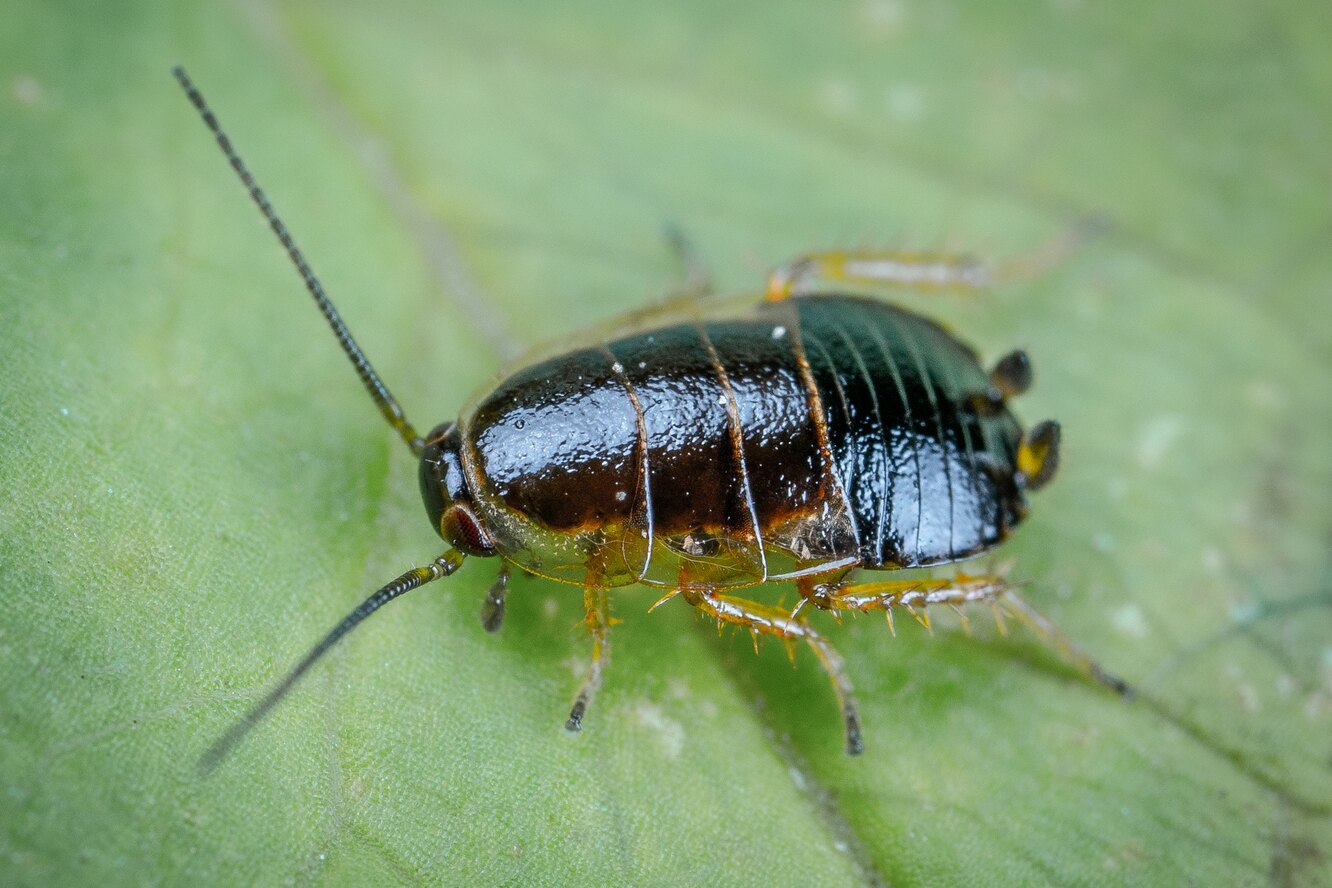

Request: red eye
left=443, top=505, right=496, bottom=556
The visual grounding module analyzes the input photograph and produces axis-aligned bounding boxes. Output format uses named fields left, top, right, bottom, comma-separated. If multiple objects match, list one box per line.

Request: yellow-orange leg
left=767, top=250, right=991, bottom=301
left=679, top=587, right=864, bottom=755
left=765, top=224, right=1096, bottom=302
left=566, top=585, right=613, bottom=732
left=804, top=574, right=1132, bottom=697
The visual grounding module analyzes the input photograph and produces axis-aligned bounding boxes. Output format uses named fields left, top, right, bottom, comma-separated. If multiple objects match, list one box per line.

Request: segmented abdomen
left=793, top=296, right=1025, bottom=567
left=463, top=295, right=1026, bottom=587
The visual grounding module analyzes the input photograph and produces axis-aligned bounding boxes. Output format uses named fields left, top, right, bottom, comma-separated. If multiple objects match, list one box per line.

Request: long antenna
left=172, top=65, right=425, bottom=455
left=199, top=550, right=465, bottom=773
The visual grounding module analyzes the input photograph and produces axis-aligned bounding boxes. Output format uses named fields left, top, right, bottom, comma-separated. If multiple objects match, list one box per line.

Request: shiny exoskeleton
left=424, top=295, right=1030, bottom=589
left=177, top=67, right=1128, bottom=770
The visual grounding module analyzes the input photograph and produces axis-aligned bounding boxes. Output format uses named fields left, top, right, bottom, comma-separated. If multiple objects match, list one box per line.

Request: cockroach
left=175, top=67, right=1129, bottom=771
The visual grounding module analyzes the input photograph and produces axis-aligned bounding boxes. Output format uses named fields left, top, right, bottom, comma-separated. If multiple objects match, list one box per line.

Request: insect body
left=438, top=296, right=1028, bottom=586
left=176, top=67, right=1128, bottom=770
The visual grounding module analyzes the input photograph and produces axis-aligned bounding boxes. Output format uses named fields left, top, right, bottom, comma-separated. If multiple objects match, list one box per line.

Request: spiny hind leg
left=566, top=585, right=614, bottom=732
left=765, top=221, right=1100, bottom=301
left=802, top=573, right=1132, bottom=697
left=668, top=586, right=864, bottom=755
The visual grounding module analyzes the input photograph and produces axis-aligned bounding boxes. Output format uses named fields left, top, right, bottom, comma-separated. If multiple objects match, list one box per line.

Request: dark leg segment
left=480, top=563, right=510, bottom=633
left=1000, top=589, right=1133, bottom=697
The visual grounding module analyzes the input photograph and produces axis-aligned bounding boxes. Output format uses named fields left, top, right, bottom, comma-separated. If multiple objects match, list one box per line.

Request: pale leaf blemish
left=562, top=657, right=586, bottom=681
left=542, top=597, right=559, bottom=620
left=11, top=75, right=43, bottom=105
left=1017, top=68, right=1051, bottom=101
left=1111, top=604, right=1148, bottom=639
left=1305, top=649, right=1332, bottom=718
left=1274, top=673, right=1296, bottom=699
left=1229, top=600, right=1260, bottom=625
left=858, top=0, right=907, bottom=37
left=818, top=77, right=858, bottom=116
left=1224, top=662, right=1261, bottom=714
left=1243, top=378, right=1284, bottom=410
left=1135, top=415, right=1185, bottom=470
left=1302, top=692, right=1329, bottom=720
left=1236, top=681, right=1260, bottom=714
left=670, top=673, right=715, bottom=717
left=1301, top=648, right=1332, bottom=717
left=631, top=699, right=684, bottom=758
left=885, top=83, right=925, bottom=122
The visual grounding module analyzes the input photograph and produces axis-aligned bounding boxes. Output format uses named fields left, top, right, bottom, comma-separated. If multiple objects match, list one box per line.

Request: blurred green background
left=2, top=1, right=1330, bottom=885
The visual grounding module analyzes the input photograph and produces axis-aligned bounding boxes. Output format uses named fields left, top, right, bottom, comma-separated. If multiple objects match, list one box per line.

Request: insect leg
left=767, top=250, right=991, bottom=301
left=679, top=588, right=863, bottom=755
left=997, top=589, right=1133, bottom=698
left=809, top=574, right=1133, bottom=698
left=765, top=221, right=1102, bottom=301
left=565, top=585, right=613, bottom=732
left=480, top=563, right=511, bottom=633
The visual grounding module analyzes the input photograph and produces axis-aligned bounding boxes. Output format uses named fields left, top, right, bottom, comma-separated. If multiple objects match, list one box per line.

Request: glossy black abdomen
left=464, top=294, right=1027, bottom=579
left=790, top=296, right=1026, bottom=566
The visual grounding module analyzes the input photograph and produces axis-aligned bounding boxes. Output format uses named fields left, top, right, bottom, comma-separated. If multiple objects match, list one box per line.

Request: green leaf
left=3, top=1, right=1330, bottom=884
